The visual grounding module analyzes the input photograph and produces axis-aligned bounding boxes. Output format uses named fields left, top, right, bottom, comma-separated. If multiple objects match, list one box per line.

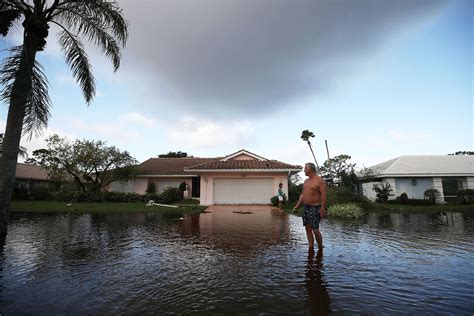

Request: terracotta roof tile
left=137, top=157, right=221, bottom=175
left=15, top=163, right=49, bottom=180
left=185, top=159, right=302, bottom=171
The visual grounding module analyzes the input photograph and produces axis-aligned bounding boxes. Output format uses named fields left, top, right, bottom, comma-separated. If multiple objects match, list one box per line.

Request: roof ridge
left=383, top=156, right=402, bottom=174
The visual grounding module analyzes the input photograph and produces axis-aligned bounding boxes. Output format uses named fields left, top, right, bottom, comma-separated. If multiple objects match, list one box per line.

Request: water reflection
left=305, top=249, right=331, bottom=315
left=180, top=206, right=291, bottom=254
left=2, top=209, right=473, bottom=315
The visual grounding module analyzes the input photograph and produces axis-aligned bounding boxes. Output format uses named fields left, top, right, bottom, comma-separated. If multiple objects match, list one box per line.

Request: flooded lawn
left=1, top=206, right=473, bottom=315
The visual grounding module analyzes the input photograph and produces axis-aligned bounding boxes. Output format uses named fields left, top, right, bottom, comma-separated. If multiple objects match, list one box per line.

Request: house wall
left=432, top=177, right=445, bottom=204
left=395, top=178, right=432, bottom=199
left=361, top=181, right=381, bottom=201
left=463, top=177, right=474, bottom=189
left=133, top=178, right=148, bottom=194
left=199, top=172, right=289, bottom=205
left=233, top=154, right=255, bottom=160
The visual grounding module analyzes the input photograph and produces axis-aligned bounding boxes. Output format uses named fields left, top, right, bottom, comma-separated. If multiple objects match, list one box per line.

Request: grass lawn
left=280, top=201, right=474, bottom=216
left=11, top=200, right=207, bottom=214
left=379, top=203, right=474, bottom=213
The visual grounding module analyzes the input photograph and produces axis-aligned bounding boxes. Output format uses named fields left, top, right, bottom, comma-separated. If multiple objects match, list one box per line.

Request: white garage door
left=213, top=178, right=274, bottom=204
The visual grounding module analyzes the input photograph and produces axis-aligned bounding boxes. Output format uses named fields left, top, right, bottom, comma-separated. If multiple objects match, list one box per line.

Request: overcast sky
left=0, top=0, right=472, bottom=171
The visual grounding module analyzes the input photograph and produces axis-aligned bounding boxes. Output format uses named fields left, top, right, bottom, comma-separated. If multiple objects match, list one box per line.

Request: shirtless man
left=293, top=162, right=327, bottom=251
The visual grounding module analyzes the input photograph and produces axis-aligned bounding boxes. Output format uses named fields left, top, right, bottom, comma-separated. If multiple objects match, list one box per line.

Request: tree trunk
left=0, top=42, right=38, bottom=238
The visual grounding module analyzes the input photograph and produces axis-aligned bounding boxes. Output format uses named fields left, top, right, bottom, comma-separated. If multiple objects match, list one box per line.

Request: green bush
left=30, top=186, right=52, bottom=200
left=270, top=196, right=279, bottom=207
left=288, top=183, right=302, bottom=203
left=457, top=189, right=474, bottom=204
left=327, top=187, right=369, bottom=207
left=179, top=181, right=188, bottom=192
left=160, top=187, right=183, bottom=204
left=424, top=188, right=441, bottom=204
left=146, top=182, right=156, bottom=194
left=328, top=203, right=364, bottom=219
left=387, top=199, right=432, bottom=206
left=12, top=187, right=29, bottom=200
left=372, top=183, right=394, bottom=203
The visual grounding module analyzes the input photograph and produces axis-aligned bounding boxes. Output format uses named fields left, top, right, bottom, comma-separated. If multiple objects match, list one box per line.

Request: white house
left=357, top=155, right=474, bottom=203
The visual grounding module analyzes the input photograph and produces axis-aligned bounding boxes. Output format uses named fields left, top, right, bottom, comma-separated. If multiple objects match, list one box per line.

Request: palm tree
left=300, top=129, right=320, bottom=171
left=0, top=1, right=128, bottom=237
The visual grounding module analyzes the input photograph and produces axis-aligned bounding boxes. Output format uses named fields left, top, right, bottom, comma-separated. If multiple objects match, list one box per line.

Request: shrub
left=270, top=196, right=279, bottom=207
left=12, top=187, right=29, bottom=200
left=457, top=189, right=474, bottom=204
left=146, top=182, right=156, bottom=194
left=288, top=183, right=302, bottom=203
left=372, top=183, right=394, bottom=203
left=30, top=186, right=52, bottom=200
left=327, top=187, right=368, bottom=207
left=399, top=193, right=408, bottom=203
left=179, top=181, right=188, bottom=192
left=160, top=187, right=183, bottom=204
left=386, top=199, right=432, bottom=206
left=424, top=188, right=441, bottom=204
left=328, top=203, right=364, bottom=219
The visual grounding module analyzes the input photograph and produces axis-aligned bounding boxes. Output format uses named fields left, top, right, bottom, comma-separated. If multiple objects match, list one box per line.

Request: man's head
left=279, top=183, right=283, bottom=188
left=304, top=163, right=317, bottom=176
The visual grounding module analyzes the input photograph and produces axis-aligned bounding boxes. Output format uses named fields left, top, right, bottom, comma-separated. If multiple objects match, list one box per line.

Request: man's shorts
left=303, top=205, right=321, bottom=230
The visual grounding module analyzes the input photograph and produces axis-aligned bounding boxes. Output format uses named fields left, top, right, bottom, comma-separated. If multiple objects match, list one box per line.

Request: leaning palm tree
left=300, top=129, right=320, bottom=171
left=0, top=1, right=128, bottom=237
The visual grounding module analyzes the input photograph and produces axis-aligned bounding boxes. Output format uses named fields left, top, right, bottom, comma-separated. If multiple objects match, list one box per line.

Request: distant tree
left=288, top=173, right=303, bottom=203
left=158, top=151, right=188, bottom=158
left=448, top=151, right=474, bottom=156
left=300, top=130, right=319, bottom=170
left=26, top=134, right=137, bottom=193
left=359, top=167, right=376, bottom=179
left=319, top=154, right=356, bottom=178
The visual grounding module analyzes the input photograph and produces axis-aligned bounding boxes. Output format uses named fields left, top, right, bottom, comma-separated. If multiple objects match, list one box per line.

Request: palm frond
left=55, top=7, right=121, bottom=70
left=56, top=27, right=96, bottom=103
left=53, top=1, right=128, bottom=47
left=23, top=57, right=51, bottom=138
left=0, top=46, right=51, bottom=138
left=0, top=7, right=21, bottom=36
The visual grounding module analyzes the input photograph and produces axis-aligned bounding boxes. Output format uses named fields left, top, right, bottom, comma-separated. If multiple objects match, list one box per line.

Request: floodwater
left=1, top=206, right=473, bottom=315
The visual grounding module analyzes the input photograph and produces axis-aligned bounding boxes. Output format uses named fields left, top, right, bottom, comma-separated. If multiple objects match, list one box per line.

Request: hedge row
left=12, top=187, right=184, bottom=204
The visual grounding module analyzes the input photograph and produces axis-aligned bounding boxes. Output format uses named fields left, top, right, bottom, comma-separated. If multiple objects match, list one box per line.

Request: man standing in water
left=293, top=163, right=327, bottom=252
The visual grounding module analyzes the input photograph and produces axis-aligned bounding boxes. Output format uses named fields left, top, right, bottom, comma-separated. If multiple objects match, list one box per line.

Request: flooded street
left=1, top=206, right=473, bottom=315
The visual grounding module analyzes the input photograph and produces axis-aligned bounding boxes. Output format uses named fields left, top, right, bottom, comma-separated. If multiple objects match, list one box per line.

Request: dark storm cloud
left=117, top=0, right=446, bottom=116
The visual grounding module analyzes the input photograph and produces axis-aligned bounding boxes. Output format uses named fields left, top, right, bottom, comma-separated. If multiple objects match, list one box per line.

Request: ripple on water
left=2, top=210, right=474, bottom=315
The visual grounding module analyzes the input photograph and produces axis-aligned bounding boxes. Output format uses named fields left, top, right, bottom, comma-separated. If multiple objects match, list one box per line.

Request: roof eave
left=183, top=168, right=302, bottom=173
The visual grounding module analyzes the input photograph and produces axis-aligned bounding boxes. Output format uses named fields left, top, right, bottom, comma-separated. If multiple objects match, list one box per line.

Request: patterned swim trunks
left=303, top=205, right=321, bottom=230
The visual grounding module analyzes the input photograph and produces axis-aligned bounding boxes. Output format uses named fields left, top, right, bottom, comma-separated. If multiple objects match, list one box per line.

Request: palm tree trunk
left=307, top=142, right=320, bottom=170
left=0, top=43, right=38, bottom=238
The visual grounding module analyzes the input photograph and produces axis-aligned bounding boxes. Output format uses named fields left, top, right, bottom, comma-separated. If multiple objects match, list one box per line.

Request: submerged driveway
left=204, top=205, right=279, bottom=213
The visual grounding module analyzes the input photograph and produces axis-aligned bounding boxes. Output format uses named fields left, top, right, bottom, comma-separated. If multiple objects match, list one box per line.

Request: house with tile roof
left=13, top=163, right=52, bottom=193
left=357, top=155, right=474, bottom=203
left=112, top=149, right=302, bottom=205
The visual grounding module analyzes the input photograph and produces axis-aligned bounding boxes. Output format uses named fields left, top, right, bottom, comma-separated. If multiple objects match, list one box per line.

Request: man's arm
left=293, top=193, right=303, bottom=213
left=319, top=179, right=327, bottom=218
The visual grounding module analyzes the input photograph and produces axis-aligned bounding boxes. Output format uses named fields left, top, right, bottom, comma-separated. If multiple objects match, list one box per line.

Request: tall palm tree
left=0, top=1, right=128, bottom=237
left=300, top=129, right=320, bottom=171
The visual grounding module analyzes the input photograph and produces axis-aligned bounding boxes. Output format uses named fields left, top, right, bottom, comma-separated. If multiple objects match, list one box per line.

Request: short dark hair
left=305, top=162, right=316, bottom=173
